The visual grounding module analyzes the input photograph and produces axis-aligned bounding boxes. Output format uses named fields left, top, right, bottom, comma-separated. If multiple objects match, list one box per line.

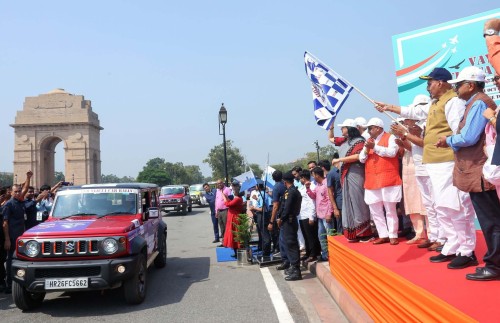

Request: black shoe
left=284, top=267, right=294, bottom=276
left=276, top=263, right=290, bottom=271
left=430, top=253, right=456, bottom=263
left=466, top=267, right=500, bottom=281
left=212, top=239, right=220, bottom=243
left=285, top=268, right=302, bottom=281
left=217, top=244, right=224, bottom=248
left=447, top=254, right=479, bottom=269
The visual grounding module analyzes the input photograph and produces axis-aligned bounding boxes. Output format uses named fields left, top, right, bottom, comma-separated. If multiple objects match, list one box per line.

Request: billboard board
left=392, top=8, right=500, bottom=106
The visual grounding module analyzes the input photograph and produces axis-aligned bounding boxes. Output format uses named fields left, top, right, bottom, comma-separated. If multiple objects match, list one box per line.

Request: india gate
left=11, top=89, right=103, bottom=188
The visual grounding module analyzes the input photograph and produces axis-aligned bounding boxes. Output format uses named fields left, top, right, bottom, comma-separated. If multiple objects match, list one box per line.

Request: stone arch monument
left=11, top=89, right=103, bottom=188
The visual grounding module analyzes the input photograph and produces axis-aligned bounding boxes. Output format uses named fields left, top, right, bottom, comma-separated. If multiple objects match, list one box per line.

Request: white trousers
left=368, top=201, right=399, bottom=239
left=425, top=162, right=476, bottom=256
left=415, top=175, right=441, bottom=243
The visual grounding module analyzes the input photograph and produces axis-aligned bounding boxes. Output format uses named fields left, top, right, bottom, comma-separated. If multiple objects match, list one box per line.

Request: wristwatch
left=401, top=132, right=408, bottom=140
left=484, top=29, right=499, bottom=37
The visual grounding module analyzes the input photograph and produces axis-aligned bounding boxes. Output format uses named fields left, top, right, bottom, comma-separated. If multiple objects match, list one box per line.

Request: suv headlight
left=25, top=240, right=40, bottom=257
left=102, top=238, right=118, bottom=254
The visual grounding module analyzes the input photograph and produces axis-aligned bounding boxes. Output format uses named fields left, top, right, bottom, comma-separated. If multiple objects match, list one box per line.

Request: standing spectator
left=359, top=118, right=402, bottom=245
left=215, top=179, right=231, bottom=243
left=331, top=119, right=372, bottom=242
left=277, top=171, right=302, bottom=281
left=250, top=183, right=273, bottom=257
left=484, top=19, right=500, bottom=75
left=3, top=171, right=32, bottom=294
left=0, top=187, right=11, bottom=292
left=222, top=181, right=244, bottom=257
left=306, top=167, right=333, bottom=261
left=321, top=159, right=343, bottom=234
left=298, top=170, right=321, bottom=263
left=436, top=66, right=498, bottom=273
left=24, top=186, right=38, bottom=230
left=203, top=183, right=219, bottom=243
left=392, top=117, right=428, bottom=245
left=376, top=67, right=473, bottom=263
left=268, top=170, right=288, bottom=269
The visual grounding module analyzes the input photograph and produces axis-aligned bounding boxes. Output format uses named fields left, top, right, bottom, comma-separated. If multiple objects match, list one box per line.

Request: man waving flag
left=304, top=52, right=353, bottom=130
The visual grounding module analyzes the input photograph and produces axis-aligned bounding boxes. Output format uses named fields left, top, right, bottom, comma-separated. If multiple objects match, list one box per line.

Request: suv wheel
left=154, top=231, right=167, bottom=268
left=182, top=205, right=188, bottom=215
left=124, top=253, right=147, bottom=304
left=12, top=281, right=45, bottom=310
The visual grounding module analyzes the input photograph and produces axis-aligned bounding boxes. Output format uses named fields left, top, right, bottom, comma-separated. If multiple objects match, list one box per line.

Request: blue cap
left=419, top=67, right=452, bottom=81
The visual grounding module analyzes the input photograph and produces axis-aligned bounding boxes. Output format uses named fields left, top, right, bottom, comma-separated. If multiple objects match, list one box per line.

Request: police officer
left=277, top=171, right=303, bottom=281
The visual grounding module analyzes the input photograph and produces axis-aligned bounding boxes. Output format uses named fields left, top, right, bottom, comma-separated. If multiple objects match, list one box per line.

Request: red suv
left=159, top=185, right=192, bottom=215
left=11, top=183, right=167, bottom=310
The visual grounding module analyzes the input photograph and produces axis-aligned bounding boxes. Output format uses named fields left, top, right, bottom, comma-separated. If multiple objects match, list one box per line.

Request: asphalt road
left=0, top=207, right=345, bottom=323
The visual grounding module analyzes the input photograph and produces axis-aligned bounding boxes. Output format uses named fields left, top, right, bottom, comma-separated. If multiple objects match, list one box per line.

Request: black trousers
left=282, top=219, right=300, bottom=267
left=299, top=218, right=321, bottom=258
left=256, top=211, right=272, bottom=256
left=470, top=189, right=500, bottom=273
left=0, top=230, right=5, bottom=284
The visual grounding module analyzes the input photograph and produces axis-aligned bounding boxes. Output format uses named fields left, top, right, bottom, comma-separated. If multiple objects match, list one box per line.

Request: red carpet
left=328, top=231, right=499, bottom=322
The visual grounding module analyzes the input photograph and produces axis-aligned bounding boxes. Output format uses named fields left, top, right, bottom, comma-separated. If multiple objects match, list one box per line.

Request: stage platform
left=327, top=232, right=500, bottom=323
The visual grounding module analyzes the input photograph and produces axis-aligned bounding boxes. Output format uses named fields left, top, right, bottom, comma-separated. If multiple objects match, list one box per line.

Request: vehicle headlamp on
left=25, top=240, right=41, bottom=258
left=102, top=238, right=119, bottom=254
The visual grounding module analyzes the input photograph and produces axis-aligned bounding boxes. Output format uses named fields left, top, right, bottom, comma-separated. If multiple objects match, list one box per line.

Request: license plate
left=45, top=277, right=88, bottom=290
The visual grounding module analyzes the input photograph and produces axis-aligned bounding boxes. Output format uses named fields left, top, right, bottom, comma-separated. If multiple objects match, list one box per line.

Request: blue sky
left=1, top=1, right=498, bottom=178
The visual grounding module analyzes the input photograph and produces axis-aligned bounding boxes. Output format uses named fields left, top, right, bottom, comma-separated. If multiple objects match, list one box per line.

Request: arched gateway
left=11, top=89, right=103, bottom=188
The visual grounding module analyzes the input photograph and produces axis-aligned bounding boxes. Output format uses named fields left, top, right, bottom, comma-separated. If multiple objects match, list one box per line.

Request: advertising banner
left=392, top=9, right=500, bottom=106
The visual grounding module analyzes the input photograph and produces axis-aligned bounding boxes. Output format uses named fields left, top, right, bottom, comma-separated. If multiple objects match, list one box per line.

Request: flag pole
left=306, top=51, right=401, bottom=124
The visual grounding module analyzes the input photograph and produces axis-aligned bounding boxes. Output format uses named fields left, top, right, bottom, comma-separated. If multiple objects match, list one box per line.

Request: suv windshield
left=161, top=187, right=184, bottom=195
left=52, top=190, right=138, bottom=218
left=189, top=184, right=203, bottom=192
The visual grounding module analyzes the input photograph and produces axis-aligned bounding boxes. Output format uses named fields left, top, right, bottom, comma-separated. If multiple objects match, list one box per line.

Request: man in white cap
left=375, top=67, right=473, bottom=267
left=354, top=117, right=370, bottom=140
left=434, top=66, right=500, bottom=276
left=359, top=117, right=402, bottom=245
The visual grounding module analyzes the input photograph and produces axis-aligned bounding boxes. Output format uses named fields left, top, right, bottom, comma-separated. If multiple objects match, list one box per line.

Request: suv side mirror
left=148, top=207, right=159, bottom=219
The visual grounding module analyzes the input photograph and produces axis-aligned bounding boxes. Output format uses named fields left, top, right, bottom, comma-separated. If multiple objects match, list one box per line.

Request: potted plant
left=233, top=213, right=253, bottom=265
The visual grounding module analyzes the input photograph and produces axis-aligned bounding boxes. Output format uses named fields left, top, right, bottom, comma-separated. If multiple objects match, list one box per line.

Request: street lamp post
left=314, top=140, right=320, bottom=163
left=219, top=103, right=229, bottom=186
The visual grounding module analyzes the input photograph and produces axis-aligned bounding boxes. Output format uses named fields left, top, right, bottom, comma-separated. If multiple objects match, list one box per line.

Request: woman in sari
left=332, top=120, right=372, bottom=242
left=222, top=181, right=245, bottom=256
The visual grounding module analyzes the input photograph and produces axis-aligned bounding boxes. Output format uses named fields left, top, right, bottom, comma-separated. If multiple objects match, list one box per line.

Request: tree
left=137, top=158, right=205, bottom=186
left=102, top=174, right=136, bottom=183
left=203, top=140, right=245, bottom=182
left=137, top=158, right=171, bottom=186
left=53, top=172, right=65, bottom=185
left=0, top=172, right=13, bottom=187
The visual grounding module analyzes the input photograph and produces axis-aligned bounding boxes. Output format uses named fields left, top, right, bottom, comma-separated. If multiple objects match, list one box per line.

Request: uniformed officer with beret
left=277, top=171, right=303, bottom=281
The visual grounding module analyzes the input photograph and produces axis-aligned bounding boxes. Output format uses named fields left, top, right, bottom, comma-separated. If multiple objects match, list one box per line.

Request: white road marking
left=260, top=267, right=294, bottom=323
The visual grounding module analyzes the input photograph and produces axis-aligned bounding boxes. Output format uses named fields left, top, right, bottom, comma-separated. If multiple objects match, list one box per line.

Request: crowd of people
left=205, top=18, right=500, bottom=283
left=1, top=171, right=62, bottom=293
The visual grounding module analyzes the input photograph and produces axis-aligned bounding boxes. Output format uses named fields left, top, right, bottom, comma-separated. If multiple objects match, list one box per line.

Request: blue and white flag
left=304, top=52, right=354, bottom=130
left=261, top=166, right=276, bottom=190
left=234, top=170, right=258, bottom=193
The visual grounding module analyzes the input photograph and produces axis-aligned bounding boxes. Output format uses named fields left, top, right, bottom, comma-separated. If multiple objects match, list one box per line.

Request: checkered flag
left=305, top=52, right=353, bottom=130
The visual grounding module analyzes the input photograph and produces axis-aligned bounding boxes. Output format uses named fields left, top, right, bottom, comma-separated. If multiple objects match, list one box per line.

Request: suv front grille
left=40, top=238, right=101, bottom=257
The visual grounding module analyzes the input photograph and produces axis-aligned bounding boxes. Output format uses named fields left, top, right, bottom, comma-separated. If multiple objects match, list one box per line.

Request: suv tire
left=12, top=281, right=45, bottom=310
left=154, top=231, right=167, bottom=268
left=124, top=253, right=147, bottom=304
